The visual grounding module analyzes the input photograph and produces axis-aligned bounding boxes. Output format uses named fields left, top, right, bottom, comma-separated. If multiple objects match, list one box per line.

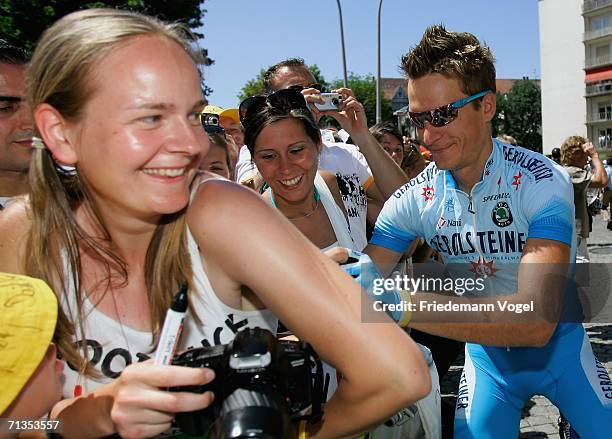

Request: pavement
left=438, top=213, right=612, bottom=438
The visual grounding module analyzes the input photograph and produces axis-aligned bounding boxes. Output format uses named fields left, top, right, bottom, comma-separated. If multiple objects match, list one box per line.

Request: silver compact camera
left=313, top=93, right=343, bottom=111
left=202, top=113, right=220, bottom=126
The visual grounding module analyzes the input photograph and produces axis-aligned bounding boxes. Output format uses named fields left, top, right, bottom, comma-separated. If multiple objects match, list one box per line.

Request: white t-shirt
left=234, top=145, right=258, bottom=186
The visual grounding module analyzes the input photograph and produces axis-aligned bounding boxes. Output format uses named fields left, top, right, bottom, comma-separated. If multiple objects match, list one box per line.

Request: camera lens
left=214, top=389, right=292, bottom=439
left=205, top=114, right=219, bottom=126
left=332, top=98, right=339, bottom=106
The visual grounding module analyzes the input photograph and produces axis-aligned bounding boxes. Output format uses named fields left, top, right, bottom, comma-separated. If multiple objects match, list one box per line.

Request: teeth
left=280, top=176, right=302, bottom=186
left=142, top=168, right=186, bottom=177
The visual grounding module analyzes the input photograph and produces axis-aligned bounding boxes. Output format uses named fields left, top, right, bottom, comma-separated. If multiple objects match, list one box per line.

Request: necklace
left=268, top=187, right=321, bottom=221
left=286, top=198, right=319, bottom=221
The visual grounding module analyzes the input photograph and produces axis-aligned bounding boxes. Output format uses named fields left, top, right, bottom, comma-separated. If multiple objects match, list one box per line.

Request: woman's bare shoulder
left=187, top=177, right=272, bottom=236
left=0, top=198, right=31, bottom=273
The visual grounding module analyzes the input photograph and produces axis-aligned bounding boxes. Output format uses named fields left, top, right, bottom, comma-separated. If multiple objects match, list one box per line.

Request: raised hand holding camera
left=312, top=92, right=343, bottom=111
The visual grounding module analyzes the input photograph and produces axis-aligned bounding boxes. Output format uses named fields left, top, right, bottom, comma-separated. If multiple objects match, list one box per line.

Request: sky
left=199, top=0, right=541, bottom=109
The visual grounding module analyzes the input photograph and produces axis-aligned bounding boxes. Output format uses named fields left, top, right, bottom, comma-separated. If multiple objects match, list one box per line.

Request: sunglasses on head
left=239, top=88, right=309, bottom=124
left=408, top=89, right=492, bottom=129
left=199, top=113, right=226, bottom=138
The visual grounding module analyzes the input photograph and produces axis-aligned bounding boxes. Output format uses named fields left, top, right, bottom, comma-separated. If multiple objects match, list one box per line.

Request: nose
left=419, top=122, right=443, bottom=146
left=15, top=100, right=33, bottom=131
left=277, top=153, right=292, bottom=174
left=167, top=118, right=208, bottom=158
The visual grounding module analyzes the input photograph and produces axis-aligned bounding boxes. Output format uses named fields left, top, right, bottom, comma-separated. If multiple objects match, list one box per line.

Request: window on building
left=598, top=104, right=612, bottom=120
left=599, top=128, right=612, bottom=148
left=596, top=45, right=610, bottom=63
left=592, top=15, right=611, bottom=31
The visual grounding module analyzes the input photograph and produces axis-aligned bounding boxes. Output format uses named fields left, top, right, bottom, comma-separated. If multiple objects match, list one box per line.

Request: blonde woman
left=0, top=9, right=430, bottom=439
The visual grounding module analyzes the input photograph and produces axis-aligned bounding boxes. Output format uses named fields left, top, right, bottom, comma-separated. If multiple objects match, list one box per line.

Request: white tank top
left=60, top=226, right=278, bottom=398
left=312, top=174, right=360, bottom=401
left=315, top=173, right=355, bottom=250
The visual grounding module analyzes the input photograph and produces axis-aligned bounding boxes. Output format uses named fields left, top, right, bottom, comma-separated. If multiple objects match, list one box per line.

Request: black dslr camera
left=172, top=327, right=325, bottom=438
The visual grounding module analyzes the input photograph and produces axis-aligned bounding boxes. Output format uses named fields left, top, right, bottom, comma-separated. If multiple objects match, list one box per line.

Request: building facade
left=539, top=0, right=612, bottom=154
left=583, top=0, right=612, bottom=150
left=539, top=0, right=585, bottom=154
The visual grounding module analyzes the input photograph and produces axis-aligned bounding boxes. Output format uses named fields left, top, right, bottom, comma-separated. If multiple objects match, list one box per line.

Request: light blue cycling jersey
left=372, top=138, right=576, bottom=332
left=371, top=139, right=612, bottom=438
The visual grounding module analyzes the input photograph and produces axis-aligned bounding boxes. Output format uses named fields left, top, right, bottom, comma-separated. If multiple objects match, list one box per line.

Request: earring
left=32, top=137, right=46, bottom=150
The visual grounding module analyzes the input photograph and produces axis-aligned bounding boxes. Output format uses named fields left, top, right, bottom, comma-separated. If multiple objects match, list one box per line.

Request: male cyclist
left=365, top=25, right=612, bottom=438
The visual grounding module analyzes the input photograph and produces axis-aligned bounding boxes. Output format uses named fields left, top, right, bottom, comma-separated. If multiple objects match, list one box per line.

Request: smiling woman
left=242, top=89, right=352, bottom=251
left=0, top=8, right=430, bottom=439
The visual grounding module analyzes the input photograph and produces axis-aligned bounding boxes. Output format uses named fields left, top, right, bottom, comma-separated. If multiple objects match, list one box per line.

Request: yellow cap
left=0, top=273, right=58, bottom=413
left=203, top=105, right=240, bottom=124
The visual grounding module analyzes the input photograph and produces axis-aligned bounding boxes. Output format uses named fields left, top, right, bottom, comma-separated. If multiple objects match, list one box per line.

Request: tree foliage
left=492, top=79, right=542, bottom=152
left=237, top=65, right=328, bottom=101
left=0, top=0, right=213, bottom=92
left=331, top=73, right=394, bottom=127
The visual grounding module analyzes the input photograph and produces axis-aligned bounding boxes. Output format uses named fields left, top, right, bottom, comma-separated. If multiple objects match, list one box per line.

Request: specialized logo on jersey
left=492, top=201, right=513, bottom=227
left=469, top=257, right=499, bottom=278
left=437, top=217, right=462, bottom=228
left=422, top=186, right=435, bottom=201
left=512, top=172, right=522, bottom=190
left=482, top=192, right=510, bottom=203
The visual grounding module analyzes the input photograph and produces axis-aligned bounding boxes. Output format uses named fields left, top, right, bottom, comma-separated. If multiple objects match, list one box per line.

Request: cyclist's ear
left=482, top=92, right=496, bottom=123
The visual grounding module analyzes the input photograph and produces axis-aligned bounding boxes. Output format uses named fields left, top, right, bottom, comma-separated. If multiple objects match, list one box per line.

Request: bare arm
left=308, top=87, right=408, bottom=200
left=366, top=238, right=568, bottom=347
left=188, top=181, right=430, bottom=438
left=585, top=142, right=608, bottom=188
left=353, top=132, right=408, bottom=201
left=364, top=242, right=405, bottom=277
left=368, top=238, right=568, bottom=347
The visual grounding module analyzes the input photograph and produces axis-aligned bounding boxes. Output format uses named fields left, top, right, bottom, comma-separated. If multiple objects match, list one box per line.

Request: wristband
left=340, top=250, right=413, bottom=327
left=298, top=420, right=308, bottom=439
left=397, top=289, right=413, bottom=328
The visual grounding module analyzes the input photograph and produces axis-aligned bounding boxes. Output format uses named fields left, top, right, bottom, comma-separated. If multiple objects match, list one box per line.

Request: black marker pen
left=154, top=283, right=188, bottom=365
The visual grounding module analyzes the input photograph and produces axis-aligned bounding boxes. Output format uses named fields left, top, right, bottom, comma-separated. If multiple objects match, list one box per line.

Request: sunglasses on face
left=199, top=113, right=226, bottom=138
left=239, top=88, right=310, bottom=124
left=408, top=89, right=492, bottom=129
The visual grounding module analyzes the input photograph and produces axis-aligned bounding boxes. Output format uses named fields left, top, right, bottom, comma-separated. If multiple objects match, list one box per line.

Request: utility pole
left=376, top=0, right=383, bottom=123
left=335, top=0, right=348, bottom=87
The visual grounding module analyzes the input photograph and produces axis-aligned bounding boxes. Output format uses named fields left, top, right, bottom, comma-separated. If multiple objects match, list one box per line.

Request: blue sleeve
left=370, top=185, right=420, bottom=253
left=528, top=197, right=574, bottom=245
left=523, top=167, right=574, bottom=246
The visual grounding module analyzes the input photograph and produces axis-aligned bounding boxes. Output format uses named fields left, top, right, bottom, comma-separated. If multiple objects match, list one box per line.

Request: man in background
left=0, top=40, right=31, bottom=210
